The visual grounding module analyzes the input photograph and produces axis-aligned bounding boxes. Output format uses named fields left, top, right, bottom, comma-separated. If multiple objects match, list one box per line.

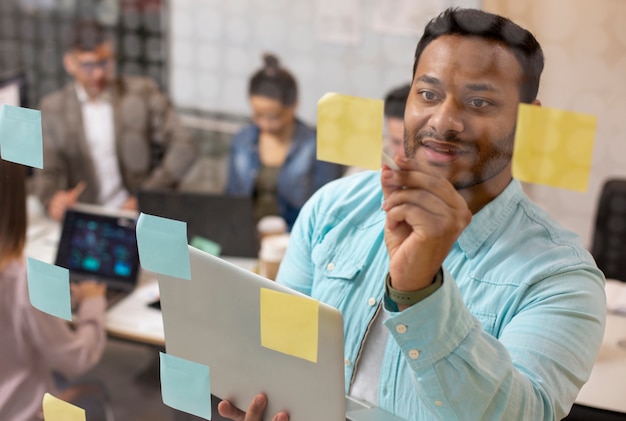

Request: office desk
left=105, top=277, right=164, bottom=346
left=575, top=312, right=626, bottom=413
left=25, top=208, right=257, bottom=347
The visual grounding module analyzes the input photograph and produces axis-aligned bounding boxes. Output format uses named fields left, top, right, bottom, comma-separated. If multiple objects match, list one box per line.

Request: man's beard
left=404, top=129, right=515, bottom=190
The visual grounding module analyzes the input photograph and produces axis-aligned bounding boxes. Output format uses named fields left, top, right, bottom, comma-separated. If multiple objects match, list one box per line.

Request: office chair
left=564, top=404, right=626, bottom=420
left=590, top=179, right=626, bottom=282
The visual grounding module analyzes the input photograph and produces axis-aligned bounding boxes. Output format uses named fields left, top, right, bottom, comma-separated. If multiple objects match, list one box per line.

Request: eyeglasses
left=77, top=58, right=111, bottom=73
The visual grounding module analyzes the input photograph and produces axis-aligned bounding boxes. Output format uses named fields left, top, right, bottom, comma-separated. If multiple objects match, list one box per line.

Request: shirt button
left=395, top=324, right=407, bottom=334
left=408, top=349, right=420, bottom=359
left=344, top=358, right=351, bottom=366
left=327, top=262, right=335, bottom=271
left=367, top=297, right=376, bottom=306
left=434, top=400, right=443, bottom=407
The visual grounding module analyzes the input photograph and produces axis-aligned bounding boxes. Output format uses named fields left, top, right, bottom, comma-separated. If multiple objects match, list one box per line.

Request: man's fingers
left=383, top=188, right=447, bottom=215
left=71, top=181, right=87, bottom=199
left=217, top=395, right=267, bottom=421
left=217, top=400, right=246, bottom=421
left=217, top=395, right=288, bottom=421
left=246, top=393, right=268, bottom=420
left=272, top=412, right=290, bottom=421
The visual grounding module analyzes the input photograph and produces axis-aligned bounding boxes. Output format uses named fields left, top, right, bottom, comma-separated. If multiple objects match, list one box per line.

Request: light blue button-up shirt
left=276, top=171, right=606, bottom=420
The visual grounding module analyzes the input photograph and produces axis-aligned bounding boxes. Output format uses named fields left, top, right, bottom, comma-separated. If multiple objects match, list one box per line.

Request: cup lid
left=257, top=215, right=287, bottom=234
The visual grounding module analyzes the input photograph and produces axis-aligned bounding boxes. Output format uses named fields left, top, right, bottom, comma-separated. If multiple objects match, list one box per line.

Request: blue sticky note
left=26, top=257, right=72, bottom=321
left=160, top=352, right=211, bottom=420
left=136, top=213, right=191, bottom=280
left=0, top=105, right=43, bottom=168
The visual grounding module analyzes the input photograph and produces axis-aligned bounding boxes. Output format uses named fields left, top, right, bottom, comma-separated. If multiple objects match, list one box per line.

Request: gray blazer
left=33, top=76, right=197, bottom=207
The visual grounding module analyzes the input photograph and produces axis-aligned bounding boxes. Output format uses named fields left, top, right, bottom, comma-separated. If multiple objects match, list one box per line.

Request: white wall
left=485, top=0, right=626, bottom=247
left=168, top=0, right=479, bottom=125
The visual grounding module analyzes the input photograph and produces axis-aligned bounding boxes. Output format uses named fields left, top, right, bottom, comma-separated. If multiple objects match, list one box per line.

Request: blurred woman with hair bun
left=225, top=53, right=343, bottom=230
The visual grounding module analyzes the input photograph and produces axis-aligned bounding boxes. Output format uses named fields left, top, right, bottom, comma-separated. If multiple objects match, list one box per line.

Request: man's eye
left=469, top=98, right=490, bottom=108
left=420, top=91, right=436, bottom=101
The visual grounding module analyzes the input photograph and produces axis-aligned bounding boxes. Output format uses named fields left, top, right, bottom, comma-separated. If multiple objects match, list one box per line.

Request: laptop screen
left=55, top=207, right=140, bottom=290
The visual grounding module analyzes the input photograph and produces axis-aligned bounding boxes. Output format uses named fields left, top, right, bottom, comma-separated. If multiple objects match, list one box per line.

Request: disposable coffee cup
left=257, top=215, right=287, bottom=241
left=258, top=233, right=290, bottom=280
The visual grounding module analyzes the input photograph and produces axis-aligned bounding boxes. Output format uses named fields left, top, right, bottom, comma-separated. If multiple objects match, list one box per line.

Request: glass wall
left=0, top=0, right=168, bottom=108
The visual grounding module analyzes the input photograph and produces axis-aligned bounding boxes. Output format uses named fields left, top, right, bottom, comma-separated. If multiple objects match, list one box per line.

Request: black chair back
left=564, top=404, right=626, bottom=420
left=591, top=179, right=626, bottom=282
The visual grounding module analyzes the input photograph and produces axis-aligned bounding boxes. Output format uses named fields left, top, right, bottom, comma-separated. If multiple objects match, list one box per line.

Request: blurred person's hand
left=71, top=280, right=106, bottom=303
left=48, top=182, right=86, bottom=221
left=121, top=195, right=138, bottom=211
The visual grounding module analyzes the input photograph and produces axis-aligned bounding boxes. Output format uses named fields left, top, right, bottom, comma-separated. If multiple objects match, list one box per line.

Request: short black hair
left=65, top=19, right=110, bottom=52
left=412, top=8, right=544, bottom=103
left=384, top=83, right=411, bottom=119
left=248, top=53, right=298, bottom=106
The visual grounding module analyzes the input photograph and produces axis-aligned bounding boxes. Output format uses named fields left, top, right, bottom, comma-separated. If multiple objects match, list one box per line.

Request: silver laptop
left=157, top=246, right=405, bottom=421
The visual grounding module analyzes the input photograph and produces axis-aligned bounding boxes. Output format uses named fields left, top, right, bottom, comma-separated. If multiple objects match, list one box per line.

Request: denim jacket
left=225, top=119, right=344, bottom=228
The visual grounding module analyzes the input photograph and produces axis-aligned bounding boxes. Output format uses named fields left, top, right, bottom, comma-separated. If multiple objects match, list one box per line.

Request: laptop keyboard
left=105, top=287, right=128, bottom=308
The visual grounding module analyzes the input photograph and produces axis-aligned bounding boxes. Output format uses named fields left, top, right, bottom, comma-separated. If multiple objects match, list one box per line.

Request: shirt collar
left=456, top=179, right=524, bottom=258
left=74, top=82, right=112, bottom=104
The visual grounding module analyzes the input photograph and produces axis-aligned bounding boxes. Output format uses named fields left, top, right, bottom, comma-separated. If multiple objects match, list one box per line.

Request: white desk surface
left=24, top=200, right=626, bottom=412
left=105, top=275, right=163, bottom=346
left=575, top=312, right=626, bottom=413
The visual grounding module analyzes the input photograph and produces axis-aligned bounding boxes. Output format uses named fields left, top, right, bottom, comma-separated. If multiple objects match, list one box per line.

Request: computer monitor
left=0, top=69, right=27, bottom=107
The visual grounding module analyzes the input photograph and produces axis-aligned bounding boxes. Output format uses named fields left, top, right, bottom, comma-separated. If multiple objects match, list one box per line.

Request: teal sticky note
left=190, top=236, right=222, bottom=257
left=160, top=352, right=211, bottom=420
left=26, top=257, right=72, bottom=321
left=0, top=105, right=43, bottom=168
left=136, top=213, right=191, bottom=280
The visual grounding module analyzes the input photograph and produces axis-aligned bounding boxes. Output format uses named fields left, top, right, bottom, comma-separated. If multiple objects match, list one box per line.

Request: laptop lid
left=158, top=246, right=347, bottom=421
left=137, top=190, right=259, bottom=258
left=54, top=205, right=140, bottom=292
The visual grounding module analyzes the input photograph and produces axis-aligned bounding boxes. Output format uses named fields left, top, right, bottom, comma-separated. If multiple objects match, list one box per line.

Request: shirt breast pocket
left=470, top=310, right=497, bottom=337
left=310, top=239, right=364, bottom=309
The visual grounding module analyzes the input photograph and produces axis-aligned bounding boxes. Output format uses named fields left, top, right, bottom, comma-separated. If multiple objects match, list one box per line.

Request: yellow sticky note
left=317, top=93, right=384, bottom=170
left=513, top=104, right=596, bottom=192
left=260, top=288, right=319, bottom=363
left=42, top=393, right=86, bottom=421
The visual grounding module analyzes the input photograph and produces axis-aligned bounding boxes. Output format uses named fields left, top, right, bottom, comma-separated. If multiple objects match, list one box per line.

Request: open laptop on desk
left=55, top=205, right=141, bottom=307
left=137, top=189, right=259, bottom=258
left=158, top=246, right=404, bottom=421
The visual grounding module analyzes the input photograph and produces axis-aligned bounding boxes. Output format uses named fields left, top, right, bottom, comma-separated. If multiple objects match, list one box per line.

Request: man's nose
left=91, top=66, right=106, bottom=79
left=427, top=98, right=464, bottom=135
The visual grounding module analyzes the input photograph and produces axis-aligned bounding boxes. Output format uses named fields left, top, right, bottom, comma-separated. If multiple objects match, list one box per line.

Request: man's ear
left=63, top=52, right=76, bottom=76
left=532, top=99, right=542, bottom=106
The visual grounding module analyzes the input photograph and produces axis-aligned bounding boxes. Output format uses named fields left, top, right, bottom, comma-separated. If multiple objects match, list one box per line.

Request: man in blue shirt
left=219, top=8, right=606, bottom=421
